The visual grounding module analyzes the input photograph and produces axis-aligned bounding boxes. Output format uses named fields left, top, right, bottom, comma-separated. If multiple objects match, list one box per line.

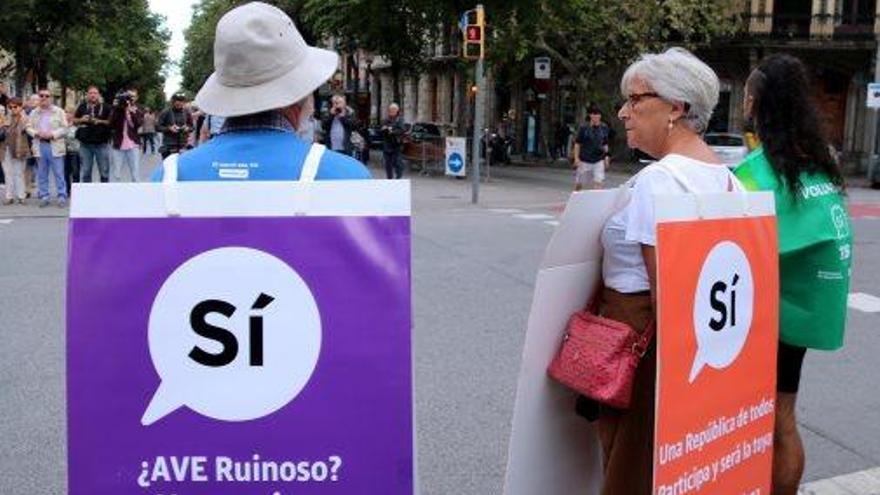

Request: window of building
left=840, top=0, right=876, bottom=24
left=773, top=0, right=813, bottom=36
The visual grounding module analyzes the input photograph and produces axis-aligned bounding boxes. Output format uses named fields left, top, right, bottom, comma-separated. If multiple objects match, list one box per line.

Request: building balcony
left=742, top=12, right=878, bottom=40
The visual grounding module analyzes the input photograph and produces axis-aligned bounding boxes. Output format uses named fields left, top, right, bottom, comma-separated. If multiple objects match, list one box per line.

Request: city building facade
left=332, top=1, right=880, bottom=170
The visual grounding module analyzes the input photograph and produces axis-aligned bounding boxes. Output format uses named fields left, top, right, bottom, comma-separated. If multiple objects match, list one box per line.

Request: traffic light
left=462, top=7, right=484, bottom=60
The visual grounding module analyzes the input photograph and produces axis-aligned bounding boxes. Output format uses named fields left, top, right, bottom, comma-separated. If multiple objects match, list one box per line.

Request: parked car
left=704, top=132, right=748, bottom=169
left=365, top=126, right=384, bottom=150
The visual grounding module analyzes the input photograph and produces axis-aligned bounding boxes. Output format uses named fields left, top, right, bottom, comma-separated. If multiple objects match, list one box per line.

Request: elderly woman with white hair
left=584, top=47, right=743, bottom=493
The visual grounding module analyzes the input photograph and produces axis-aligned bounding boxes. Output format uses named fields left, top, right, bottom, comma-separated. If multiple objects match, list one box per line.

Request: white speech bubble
left=142, top=247, right=321, bottom=426
left=689, top=241, right=754, bottom=383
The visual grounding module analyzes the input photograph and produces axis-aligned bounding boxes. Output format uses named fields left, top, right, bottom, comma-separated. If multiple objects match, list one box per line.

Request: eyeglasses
left=624, top=92, right=660, bottom=109
left=38, top=93, right=50, bottom=98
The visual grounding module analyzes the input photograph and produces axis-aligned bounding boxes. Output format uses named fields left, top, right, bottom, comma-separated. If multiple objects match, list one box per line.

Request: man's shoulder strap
left=301, top=144, right=326, bottom=182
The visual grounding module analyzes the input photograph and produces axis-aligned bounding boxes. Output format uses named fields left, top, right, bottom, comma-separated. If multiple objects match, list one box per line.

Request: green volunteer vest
left=734, top=147, right=852, bottom=350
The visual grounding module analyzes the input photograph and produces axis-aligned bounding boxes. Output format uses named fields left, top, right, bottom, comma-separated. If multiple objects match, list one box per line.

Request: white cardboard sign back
left=503, top=188, right=629, bottom=495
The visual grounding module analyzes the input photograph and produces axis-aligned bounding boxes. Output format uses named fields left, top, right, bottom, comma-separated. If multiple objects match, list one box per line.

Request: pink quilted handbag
left=547, top=300, right=655, bottom=410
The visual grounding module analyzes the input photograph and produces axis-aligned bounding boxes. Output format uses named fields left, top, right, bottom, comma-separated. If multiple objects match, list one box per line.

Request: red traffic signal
left=466, top=26, right=482, bottom=42
left=461, top=6, right=485, bottom=60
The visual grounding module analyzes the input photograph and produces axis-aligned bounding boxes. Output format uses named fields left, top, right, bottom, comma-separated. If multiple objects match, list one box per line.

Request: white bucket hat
left=194, top=2, right=339, bottom=117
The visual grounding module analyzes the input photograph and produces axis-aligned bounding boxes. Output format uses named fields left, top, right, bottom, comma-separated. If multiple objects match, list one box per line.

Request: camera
left=115, top=91, right=132, bottom=106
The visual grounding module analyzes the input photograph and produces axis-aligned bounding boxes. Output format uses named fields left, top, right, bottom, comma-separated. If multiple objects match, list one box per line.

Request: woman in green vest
left=736, top=54, right=852, bottom=495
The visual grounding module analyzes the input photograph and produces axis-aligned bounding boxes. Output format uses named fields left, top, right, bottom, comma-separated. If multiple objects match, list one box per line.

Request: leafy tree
left=0, top=0, right=169, bottom=106
left=178, top=0, right=740, bottom=118
left=181, top=0, right=443, bottom=101
left=487, top=0, right=740, bottom=117
left=303, top=0, right=449, bottom=100
left=181, top=0, right=316, bottom=95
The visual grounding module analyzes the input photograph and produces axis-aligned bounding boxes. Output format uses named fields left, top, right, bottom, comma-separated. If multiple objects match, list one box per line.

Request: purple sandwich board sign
left=66, top=180, right=413, bottom=494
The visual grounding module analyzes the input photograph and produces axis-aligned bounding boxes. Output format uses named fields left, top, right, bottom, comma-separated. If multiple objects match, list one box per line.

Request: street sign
left=867, top=82, right=880, bottom=108
left=654, top=192, right=778, bottom=494
left=445, top=137, right=467, bottom=177
left=67, top=180, right=414, bottom=494
left=534, top=57, right=551, bottom=79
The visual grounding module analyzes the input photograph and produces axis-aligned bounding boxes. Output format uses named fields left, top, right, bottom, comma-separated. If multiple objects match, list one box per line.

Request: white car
left=705, top=132, right=749, bottom=169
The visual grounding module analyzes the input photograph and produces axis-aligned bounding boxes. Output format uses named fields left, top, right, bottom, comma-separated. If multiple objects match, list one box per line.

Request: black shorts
left=777, top=341, right=807, bottom=393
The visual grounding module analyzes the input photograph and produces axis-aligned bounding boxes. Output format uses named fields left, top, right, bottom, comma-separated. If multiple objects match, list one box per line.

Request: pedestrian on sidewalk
left=64, top=110, right=80, bottom=196
left=583, top=47, right=742, bottom=494
left=24, top=94, right=41, bottom=196
left=151, top=1, right=369, bottom=183
left=73, top=86, right=112, bottom=183
left=736, top=53, right=852, bottom=495
left=321, top=94, right=357, bottom=156
left=25, top=89, right=68, bottom=207
left=140, top=108, right=158, bottom=155
left=109, top=90, right=144, bottom=182
left=157, top=94, right=193, bottom=158
left=572, top=105, right=611, bottom=190
left=1, top=98, right=30, bottom=204
left=554, top=121, right=571, bottom=160
left=0, top=103, right=7, bottom=191
left=381, top=103, right=406, bottom=179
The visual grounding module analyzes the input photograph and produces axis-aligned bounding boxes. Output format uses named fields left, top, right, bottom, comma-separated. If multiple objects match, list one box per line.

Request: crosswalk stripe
left=544, top=220, right=560, bottom=226
left=0, top=219, right=13, bottom=225
left=799, top=466, right=880, bottom=494
left=514, top=213, right=555, bottom=220
left=489, top=208, right=524, bottom=214
left=848, top=292, right=880, bottom=313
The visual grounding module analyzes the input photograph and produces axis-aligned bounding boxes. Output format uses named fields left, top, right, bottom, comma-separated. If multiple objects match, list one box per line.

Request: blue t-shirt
left=151, top=130, right=371, bottom=182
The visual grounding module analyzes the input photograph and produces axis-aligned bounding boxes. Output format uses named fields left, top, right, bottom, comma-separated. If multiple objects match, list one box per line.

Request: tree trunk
left=392, top=63, right=401, bottom=104
left=15, top=65, right=27, bottom=98
left=453, top=68, right=465, bottom=135
left=34, top=57, right=49, bottom=90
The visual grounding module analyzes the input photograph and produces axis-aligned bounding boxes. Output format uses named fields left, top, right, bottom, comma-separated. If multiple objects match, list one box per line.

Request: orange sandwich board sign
left=654, top=191, right=778, bottom=495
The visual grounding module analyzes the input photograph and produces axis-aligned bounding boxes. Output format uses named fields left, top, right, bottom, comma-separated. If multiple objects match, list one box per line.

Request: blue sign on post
left=868, top=82, right=880, bottom=108
left=445, top=137, right=467, bottom=177
left=448, top=152, right=464, bottom=173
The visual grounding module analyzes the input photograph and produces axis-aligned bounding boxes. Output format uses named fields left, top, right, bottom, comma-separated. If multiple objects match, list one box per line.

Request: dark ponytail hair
left=747, top=54, right=845, bottom=196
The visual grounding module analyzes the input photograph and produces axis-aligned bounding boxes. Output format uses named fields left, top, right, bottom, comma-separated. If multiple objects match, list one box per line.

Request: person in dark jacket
left=73, top=86, right=112, bottom=182
left=157, top=94, right=194, bottom=158
left=108, top=90, right=144, bottom=182
left=321, top=94, right=358, bottom=156
left=381, top=103, right=406, bottom=179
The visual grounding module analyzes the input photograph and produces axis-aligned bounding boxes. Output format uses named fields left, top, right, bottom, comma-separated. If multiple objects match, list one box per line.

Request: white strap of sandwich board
left=294, top=143, right=326, bottom=215
left=656, top=161, right=749, bottom=218
left=162, top=153, right=181, bottom=217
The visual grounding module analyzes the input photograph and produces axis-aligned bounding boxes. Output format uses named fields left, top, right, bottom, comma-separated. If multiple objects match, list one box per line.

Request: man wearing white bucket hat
left=152, top=1, right=370, bottom=182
